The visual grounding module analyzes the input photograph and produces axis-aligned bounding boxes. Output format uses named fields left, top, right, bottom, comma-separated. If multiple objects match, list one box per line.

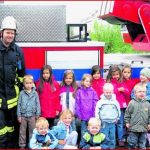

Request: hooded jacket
left=75, top=86, right=99, bottom=121
left=17, top=87, right=41, bottom=117
left=95, top=94, right=121, bottom=123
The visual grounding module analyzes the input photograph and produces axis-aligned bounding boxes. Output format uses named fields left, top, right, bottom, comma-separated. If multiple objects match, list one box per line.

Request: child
left=122, top=64, right=140, bottom=104
left=36, top=65, right=61, bottom=127
left=106, top=65, right=129, bottom=146
left=131, top=67, right=150, bottom=101
left=125, top=83, right=150, bottom=149
left=91, top=65, right=105, bottom=99
left=95, top=83, right=121, bottom=149
left=79, top=117, right=105, bottom=149
left=60, top=69, right=78, bottom=114
left=17, top=75, right=41, bottom=148
left=75, top=73, right=99, bottom=137
left=51, top=109, right=78, bottom=149
left=29, top=117, right=58, bottom=149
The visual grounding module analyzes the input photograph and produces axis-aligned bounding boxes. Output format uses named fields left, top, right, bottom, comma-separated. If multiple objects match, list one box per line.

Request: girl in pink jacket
left=122, top=64, right=140, bottom=105
left=36, top=65, right=61, bottom=127
left=106, top=65, right=129, bottom=147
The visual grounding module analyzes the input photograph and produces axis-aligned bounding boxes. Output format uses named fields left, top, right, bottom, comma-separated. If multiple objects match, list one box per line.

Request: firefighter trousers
left=0, top=107, right=19, bottom=148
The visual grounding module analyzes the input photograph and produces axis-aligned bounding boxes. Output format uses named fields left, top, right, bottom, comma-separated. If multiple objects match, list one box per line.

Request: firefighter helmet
left=0, top=16, right=17, bottom=31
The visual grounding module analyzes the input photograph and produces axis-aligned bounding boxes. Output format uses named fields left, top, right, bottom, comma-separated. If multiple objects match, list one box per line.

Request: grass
left=89, top=21, right=145, bottom=54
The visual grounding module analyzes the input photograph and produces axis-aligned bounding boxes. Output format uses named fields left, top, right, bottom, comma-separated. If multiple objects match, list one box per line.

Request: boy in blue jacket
left=29, top=117, right=58, bottom=149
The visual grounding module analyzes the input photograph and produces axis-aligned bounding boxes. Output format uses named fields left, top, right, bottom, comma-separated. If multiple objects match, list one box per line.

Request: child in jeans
left=51, top=109, right=78, bottom=149
left=79, top=117, right=105, bottom=149
left=29, top=117, right=58, bottom=149
left=125, top=83, right=150, bottom=149
left=17, top=75, right=41, bottom=148
left=106, top=65, right=129, bottom=146
left=95, top=83, right=121, bottom=149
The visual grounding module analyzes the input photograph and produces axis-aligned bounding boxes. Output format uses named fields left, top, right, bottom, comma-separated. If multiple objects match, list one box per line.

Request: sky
left=4, top=1, right=101, bottom=24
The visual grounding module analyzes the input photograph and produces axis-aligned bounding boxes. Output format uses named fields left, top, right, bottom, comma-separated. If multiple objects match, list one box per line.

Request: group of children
left=16, top=63, right=150, bottom=149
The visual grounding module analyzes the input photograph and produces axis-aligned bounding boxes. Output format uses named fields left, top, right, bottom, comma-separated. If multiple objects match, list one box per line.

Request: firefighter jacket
left=0, top=40, right=25, bottom=109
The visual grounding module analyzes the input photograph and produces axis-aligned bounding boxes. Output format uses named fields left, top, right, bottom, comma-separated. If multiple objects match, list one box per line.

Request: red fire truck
left=0, top=4, right=105, bottom=81
left=99, top=0, right=150, bottom=52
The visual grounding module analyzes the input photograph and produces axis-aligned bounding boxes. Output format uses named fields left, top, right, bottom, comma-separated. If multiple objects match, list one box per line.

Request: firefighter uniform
left=0, top=16, right=25, bottom=148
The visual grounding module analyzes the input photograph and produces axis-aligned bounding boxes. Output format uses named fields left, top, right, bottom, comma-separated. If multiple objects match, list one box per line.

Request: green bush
left=90, top=21, right=142, bottom=54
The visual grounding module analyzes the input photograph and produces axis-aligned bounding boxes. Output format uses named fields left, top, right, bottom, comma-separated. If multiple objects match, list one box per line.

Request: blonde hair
left=60, top=109, right=74, bottom=121
left=88, top=117, right=101, bottom=127
left=134, top=83, right=146, bottom=93
left=103, top=83, right=114, bottom=91
left=23, top=74, right=34, bottom=84
left=81, top=73, right=92, bottom=85
left=35, top=117, right=49, bottom=128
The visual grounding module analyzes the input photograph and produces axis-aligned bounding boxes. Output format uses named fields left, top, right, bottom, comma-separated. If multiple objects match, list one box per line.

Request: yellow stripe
left=7, top=85, right=19, bottom=109
left=6, top=126, right=14, bottom=133
left=0, top=98, right=2, bottom=103
left=0, top=126, right=7, bottom=136
left=18, top=77, right=23, bottom=83
left=8, top=102, right=18, bottom=109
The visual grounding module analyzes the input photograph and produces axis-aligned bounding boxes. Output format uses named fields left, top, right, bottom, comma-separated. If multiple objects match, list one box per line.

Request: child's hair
left=38, top=65, right=54, bottom=93
left=140, top=67, right=150, bottom=79
left=134, top=83, right=146, bottom=93
left=23, top=74, right=34, bottom=84
left=60, top=69, right=78, bottom=90
left=122, top=64, right=132, bottom=79
left=81, top=73, right=92, bottom=86
left=106, top=65, right=122, bottom=83
left=36, top=117, right=49, bottom=128
left=91, top=65, right=101, bottom=76
left=103, top=83, right=114, bottom=91
left=88, top=117, right=101, bottom=127
left=60, top=109, right=74, bottom=121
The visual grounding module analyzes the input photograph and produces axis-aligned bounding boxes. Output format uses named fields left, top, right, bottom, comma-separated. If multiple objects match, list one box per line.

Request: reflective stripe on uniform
left=7, top=85, right=19, bottom=109
left=0, top=126, right=7, bottom=136
left=6, top=126, right=14, bottom=133
left=18, top=77, right=23, bottom=83
left=0, top=99, right=2, bottom=108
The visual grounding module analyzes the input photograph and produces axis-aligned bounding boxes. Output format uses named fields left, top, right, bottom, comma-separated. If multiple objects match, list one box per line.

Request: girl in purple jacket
left=75, top=74, right=99, bottom=138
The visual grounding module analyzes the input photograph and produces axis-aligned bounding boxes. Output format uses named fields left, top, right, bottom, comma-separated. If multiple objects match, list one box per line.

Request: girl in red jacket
left=36, top=65, right=61, bottom=127
left=91, top=65, right=105, bottom=99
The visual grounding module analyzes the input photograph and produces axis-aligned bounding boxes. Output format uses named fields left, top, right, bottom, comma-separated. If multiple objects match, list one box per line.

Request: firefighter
left=0, top=16, right=25, bottom=148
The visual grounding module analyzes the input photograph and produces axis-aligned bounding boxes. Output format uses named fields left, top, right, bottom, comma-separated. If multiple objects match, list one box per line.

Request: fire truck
left=99, top=0, right=150, bottom=52
left=0, top=4, right=105, bottom=81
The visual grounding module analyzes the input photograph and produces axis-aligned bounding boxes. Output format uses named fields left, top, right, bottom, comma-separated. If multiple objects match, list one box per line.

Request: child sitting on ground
left=51, top=109, right=78, bottom=149
left=29, top=117, right=58, bottom=149
left=79, top=117, right=105, bottom=149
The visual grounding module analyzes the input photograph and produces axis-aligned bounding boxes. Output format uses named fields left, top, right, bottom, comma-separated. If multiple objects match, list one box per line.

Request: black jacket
left=0, top=40, right=25, bottom=109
